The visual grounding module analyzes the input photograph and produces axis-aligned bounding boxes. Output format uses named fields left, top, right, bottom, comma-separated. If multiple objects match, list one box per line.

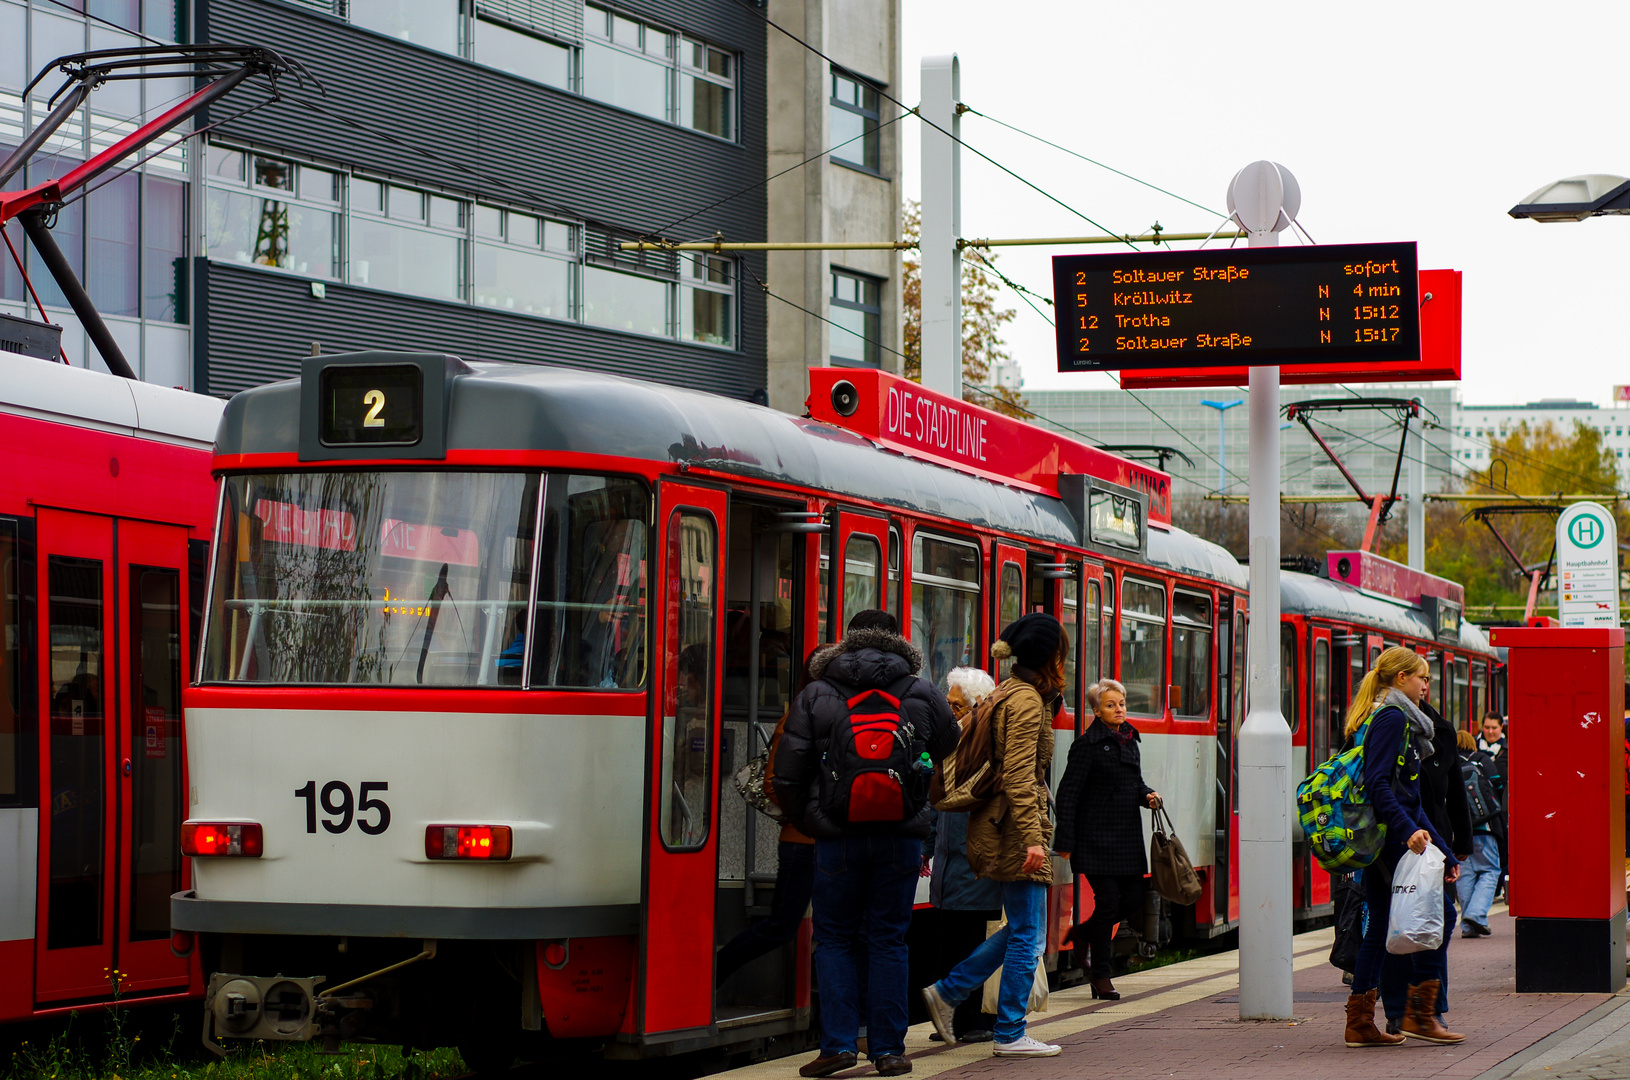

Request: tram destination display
left=318, top=363, right=423, bottom=446
left=1053, top=241, right=1420, bottom=372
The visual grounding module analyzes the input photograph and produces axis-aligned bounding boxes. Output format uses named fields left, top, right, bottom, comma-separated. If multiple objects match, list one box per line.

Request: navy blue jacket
left=1364, top=704, right=1459, bottom=872
left=923, top=809, right=1001, bottom=911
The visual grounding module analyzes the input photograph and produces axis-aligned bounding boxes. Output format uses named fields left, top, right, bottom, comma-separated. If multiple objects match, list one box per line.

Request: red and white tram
left=176, top=354, right=1253, bottom=1062
left=1279, top=555, right=1500, bottom=925
left=0, top=354, right=220, bottom=1022
left=173, top=353, right=1499, bottom=1061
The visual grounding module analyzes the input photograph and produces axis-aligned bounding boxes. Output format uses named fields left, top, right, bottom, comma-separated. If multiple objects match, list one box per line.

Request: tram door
left=34, top=510, right=191, bottom=1003
left=827, top=510, right=891, bottom=640
left=715, top=499, right=813, bottom=1022
left=991, top=543, right=1026, bottom=681
left=641, top=482, right=728, bottom=1035
left=1306, top=627, right=1333, bottom=910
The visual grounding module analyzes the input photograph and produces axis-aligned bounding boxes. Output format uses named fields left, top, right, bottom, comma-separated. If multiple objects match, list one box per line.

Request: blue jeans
left=811, top=835, right=921, bottom=1059
left=933, top=880, right=1047, bottom=1044
left=1456, top=833, right=1501, bottom=926
left=1353, top=856, right=1437, bottom=994
left=1381, top=886, right=1456, bottom=1021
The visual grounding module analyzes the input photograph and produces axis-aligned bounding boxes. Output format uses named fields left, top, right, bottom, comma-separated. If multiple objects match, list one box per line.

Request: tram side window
left=0, top=519, right=29, bottom=807
left=997, top=561, right=1022, bottom=680
left=1451, top=657, right=1469, bottom=729
left=529, top=475, right=651, bottom=690
left=1171, top=591, right=1211, bottom=718
left=911, top=533, right=980, bottom=692
left=1429, top=654, right=1445, bottom=719
left=1118, top=578, right=1165, bottom=715
left=1102, top=575, right=1116, bottom=683
left=660, top=509, right=716, bottom=850
left=1082, top=578, right=1101, bottom=689
left=1314, top=639, right=1331, bottom=764
left=1061, top=572, right=1079, bottom=708
left=1471, top=662, right=1487, bottom=726
left=1280, top=625, right=1298, bottom=732
left=203, top=471, right=541, bottom=687
left=844, top=533, right=883, bottom=617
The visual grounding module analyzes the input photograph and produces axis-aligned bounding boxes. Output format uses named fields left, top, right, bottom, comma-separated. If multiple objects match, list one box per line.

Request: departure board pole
left=1235, top=162, right=1296, bottom=1022
left=919, top=55, right=961, bottom=398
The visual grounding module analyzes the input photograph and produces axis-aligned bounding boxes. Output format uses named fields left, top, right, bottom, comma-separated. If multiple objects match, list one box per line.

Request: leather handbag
left=1149, top=806, right=1202, bottom=906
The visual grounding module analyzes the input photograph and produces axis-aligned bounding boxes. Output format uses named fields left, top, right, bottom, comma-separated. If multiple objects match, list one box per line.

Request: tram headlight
left=425, top=824, right=513, bottom=860
left=830, top=379, right=859, bottom=417
left=182, top=821, right=264, bottom=857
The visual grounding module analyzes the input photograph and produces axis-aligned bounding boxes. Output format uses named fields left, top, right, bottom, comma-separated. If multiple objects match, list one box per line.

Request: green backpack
left=1296, top=708, right=1406, bottom=872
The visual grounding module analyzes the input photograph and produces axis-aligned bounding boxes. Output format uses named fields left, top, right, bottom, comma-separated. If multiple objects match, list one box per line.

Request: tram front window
left=204, top=472, right=541, bottom=686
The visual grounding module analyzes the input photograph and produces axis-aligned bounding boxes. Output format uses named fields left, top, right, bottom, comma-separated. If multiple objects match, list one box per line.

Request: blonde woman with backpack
left=1342, top=647, right=1464, bottom=1049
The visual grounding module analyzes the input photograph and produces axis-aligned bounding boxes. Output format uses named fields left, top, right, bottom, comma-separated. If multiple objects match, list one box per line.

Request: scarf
left=1107, top=720, right=1138, bottom=745
left=1383, top=687, right=1434, bottom=760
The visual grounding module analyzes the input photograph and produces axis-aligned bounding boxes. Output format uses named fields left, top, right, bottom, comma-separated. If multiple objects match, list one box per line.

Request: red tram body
left=0, top=355, right=220, bottom=1022
left=170, top=355, right=1502, bottom=1060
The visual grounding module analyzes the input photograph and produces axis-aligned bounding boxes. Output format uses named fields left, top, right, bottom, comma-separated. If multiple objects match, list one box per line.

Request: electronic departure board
left=1053, top=241, right=1420, bottom=372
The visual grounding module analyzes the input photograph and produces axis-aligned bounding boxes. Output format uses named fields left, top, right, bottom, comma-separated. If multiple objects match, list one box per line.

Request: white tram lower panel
left=1133, top=733, right=1216, bottom=869
left=0, top=808, right=38, bottom=942
left=184, top=708, right=642, bottom=915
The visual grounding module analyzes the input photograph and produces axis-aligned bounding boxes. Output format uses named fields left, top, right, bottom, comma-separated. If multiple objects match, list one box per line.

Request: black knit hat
left=991, top=612, right=1063, bottom=669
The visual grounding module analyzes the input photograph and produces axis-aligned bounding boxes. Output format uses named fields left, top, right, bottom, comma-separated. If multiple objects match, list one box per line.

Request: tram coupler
left=202, top=972, right=326, bottom=1057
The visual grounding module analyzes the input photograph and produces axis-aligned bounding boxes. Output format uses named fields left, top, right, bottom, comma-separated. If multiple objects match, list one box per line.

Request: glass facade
left=0, top=0, right=190, bottom=382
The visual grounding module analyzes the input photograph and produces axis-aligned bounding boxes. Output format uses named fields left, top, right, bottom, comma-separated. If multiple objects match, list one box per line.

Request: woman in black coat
left=1052, top=678, right=1161, bottom=1001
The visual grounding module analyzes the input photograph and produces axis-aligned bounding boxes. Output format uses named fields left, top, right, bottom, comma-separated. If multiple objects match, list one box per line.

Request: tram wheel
left=457, top=1032, right=519, bottom=1078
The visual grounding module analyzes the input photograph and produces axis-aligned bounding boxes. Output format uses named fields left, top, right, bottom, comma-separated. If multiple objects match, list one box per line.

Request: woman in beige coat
left=921, top=614, right=1066, bottom=1059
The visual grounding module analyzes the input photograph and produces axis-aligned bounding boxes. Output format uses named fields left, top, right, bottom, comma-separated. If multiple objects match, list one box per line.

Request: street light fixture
left=1201, top=398, right=1244, bottom=494
left=1509, top=174, right=1630, bottom=222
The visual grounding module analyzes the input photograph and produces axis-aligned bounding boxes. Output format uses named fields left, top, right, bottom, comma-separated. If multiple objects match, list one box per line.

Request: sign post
left=1231, top=161, right=1295, bottom=1022
left=1556, top=503, right=1621, bottom=628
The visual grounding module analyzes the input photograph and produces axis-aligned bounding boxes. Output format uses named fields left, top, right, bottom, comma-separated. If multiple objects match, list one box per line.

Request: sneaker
left=921, top=985, right=956, bottom=1046
left=992, top=1036, right=1062, bottom=1057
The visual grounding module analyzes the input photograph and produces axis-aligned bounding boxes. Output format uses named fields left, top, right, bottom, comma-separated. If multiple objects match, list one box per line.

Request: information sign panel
left=1054, top=241, right=1420, bottom=372
left=1556, top=502, right=1621, bottom=628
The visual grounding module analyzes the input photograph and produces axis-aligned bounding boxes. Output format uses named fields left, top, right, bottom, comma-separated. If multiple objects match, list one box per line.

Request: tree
left=900, top=200, right=1028, bottom=418
left=1376, top=419, right=1625, bottom=617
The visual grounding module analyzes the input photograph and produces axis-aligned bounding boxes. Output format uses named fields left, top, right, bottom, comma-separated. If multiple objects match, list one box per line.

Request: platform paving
left=723, top=904, right=1630, bottom=1080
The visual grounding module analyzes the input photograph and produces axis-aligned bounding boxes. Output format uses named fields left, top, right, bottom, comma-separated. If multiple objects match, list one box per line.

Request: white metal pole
left=1238, top=220, right=1294, bottom=1021
left=1218, top=409, right=1227, bottom=493
left=1408, top=418, right=1425, bottom=570
left=919, top=54, right=961, bottom=398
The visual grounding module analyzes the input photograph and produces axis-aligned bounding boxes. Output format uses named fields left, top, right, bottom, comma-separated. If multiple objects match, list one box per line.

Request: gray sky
left=898, top=0, right=1630, bottom=407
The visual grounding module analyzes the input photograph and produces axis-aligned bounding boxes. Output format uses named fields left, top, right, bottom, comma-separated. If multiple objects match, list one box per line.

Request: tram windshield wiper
left=416, top=564, right=452, bottom=684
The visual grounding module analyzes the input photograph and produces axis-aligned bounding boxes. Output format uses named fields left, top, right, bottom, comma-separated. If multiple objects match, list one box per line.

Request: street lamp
left=1509, top=175, right=1630, bottom=222
left=1201, top=398, right=1244, bottom=494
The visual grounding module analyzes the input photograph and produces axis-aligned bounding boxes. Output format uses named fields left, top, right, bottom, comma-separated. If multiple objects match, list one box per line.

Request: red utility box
left=1488, top=627, right=1626, bottom=992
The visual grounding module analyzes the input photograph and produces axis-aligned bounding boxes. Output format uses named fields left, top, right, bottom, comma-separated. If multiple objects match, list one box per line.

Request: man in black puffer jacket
left=772, top=610, right=957, bottom=1078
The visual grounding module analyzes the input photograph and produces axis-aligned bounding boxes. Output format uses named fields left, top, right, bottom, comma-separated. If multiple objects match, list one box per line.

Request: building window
left=680, top=255, right=733, bottom=347
left=830, top=267, right=882, bottom=367
left=473, top=16, right=571, bottom=89
left=205, top=150, right=340, bottom=281
left=830, top=70, right=881, bottom=172
left=475, top=205, right=575, bottom=319
left=584, top=266, right=671, bottom=338
left=680, top=37, right=732, bottom=139
left=350, top=181, right=466, bottom=302
left=349, top=0, right=462, bottom=56
left=583, top=5, right=734, bottom=138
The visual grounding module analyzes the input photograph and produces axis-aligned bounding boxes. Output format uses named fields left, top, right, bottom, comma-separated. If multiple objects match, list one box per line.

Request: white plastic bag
left=1386, top=844, right=1446, bottom=954
left=980, top=917, right=1050, bottom=1015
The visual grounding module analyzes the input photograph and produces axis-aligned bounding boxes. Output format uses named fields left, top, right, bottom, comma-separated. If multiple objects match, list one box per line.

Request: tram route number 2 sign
left=1052, top=241, right=1421, bottom=372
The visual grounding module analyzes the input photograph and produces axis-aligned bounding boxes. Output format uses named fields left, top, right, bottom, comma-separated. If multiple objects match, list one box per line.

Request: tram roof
left=217, top=358, right=1246, bottom=587
left=0, top=353, right=222, bottom=447
left=1282, top=569, right=1498, bottom=659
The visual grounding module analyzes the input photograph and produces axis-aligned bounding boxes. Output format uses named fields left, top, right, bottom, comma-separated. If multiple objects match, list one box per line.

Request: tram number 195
left=295, top=780, right=390, bottom=835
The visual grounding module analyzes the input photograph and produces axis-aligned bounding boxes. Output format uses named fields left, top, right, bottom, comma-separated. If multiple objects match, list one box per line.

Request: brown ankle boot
left=1401, top=981, right=1465, bottom=1044
left=1345, top=989, right=1406, bottom=1047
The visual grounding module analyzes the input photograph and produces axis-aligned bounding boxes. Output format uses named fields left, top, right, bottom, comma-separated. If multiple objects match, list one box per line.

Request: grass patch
left=2, top=1011, right=464, bottom=1080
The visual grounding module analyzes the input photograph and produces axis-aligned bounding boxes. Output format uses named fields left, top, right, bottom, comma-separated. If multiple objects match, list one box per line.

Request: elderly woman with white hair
left=1052, top=677, right=1162, bottom=1001
left=916, top=666, right=1003, bottom=1042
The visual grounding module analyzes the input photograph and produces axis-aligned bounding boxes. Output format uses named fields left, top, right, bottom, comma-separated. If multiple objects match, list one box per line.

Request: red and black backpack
left=819, top=676, right=931, bottom=826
